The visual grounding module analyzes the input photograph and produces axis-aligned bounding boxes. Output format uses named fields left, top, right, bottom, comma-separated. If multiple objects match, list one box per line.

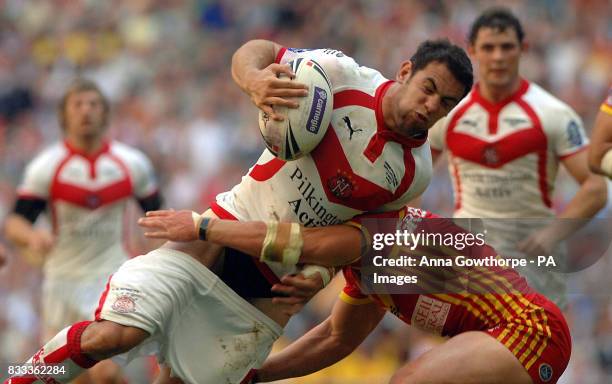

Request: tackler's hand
left=271, top=266, right=335, bottom=316
left=138, top=210, right=200, bottom=242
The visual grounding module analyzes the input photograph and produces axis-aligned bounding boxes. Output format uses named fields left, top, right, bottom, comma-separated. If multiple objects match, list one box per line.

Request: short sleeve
left=428, top=116, right=448, bottom=152
left=17, top=152, right=56, bottom=199
left=275, top=47, right=364, bottom=91
left=339, top=267, right=373, bottom=305
left=130, top=150, right=159, bottom=199
left=550, top=107, right=589, bottom=159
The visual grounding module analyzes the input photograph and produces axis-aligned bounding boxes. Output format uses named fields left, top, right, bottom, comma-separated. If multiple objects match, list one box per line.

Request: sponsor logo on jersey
left=111, top=295, right=136, bottom=313
left=411, top=295, right=451, bottom=335
left=287, top=48, right=314, bottom=53
left=482, top=145, right=499, bottom=166
left=288, top=165, right=342, bottom=227
left=503, top=117, right=529, bottom=127
left=460, top=118, right=478, bottom=128
left=306, top=87, right=327, bottom=134
left=342, top=116, right=362, bottom=140
left=566, top=120, right=583, bottom=147
left=539, top=363, right=553, bottom=382
left=327, top=170, right=355, bottom=199
left=86, top=194, right=101, bottom=209
left=384, top=161, right=399, bottom=188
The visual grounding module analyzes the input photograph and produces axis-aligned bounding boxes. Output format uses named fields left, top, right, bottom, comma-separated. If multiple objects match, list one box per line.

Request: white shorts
left=41, top=278, right=108, bottom=339
left=96, top=248, right=282, bottom=384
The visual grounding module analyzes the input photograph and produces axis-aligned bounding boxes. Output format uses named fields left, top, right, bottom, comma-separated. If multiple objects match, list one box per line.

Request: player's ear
left=467, top=44, right=476, bottom=57
left=520, top=40, right=529, bottom=53
left=396, top=60, right=413, bottom=84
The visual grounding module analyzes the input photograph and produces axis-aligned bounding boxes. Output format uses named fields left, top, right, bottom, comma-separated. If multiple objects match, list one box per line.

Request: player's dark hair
left=409, top=39, right=473, bottom=99
left=468, top=7, right=525, bottom=45
left=58, top=78, right=110, bottom=131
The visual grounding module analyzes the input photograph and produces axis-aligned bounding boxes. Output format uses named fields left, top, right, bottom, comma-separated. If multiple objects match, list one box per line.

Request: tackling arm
left=138, top=210, right=363, bottom=267
left=256, top=299, right=386, bottom=382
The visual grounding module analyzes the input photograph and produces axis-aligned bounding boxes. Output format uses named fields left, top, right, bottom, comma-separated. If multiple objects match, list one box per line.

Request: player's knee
left=80, top=320, right=149, bottom=360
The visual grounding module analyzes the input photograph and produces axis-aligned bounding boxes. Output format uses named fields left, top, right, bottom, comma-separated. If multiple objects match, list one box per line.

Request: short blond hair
left=58, top=78, right=110, bottom=130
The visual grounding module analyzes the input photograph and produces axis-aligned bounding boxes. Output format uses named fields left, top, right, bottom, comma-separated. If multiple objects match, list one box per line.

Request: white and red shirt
left=17, top=140, right=158, bottom=281
left=214, top=48, right=433, bottom=279
left=429, top=79, right=588, bottom=219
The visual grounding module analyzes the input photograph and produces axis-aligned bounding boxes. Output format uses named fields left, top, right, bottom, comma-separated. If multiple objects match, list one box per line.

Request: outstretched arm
left=138, top=210, right=362, bottom=267
left=257, top=298, right=385, bottom=382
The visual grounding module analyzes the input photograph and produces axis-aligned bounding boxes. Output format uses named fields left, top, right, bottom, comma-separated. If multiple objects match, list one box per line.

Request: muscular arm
left=206, top=219, right=362, bottom=267
left=231, top=39, right=307, bottom=120
left=560, top=150, right=607, bottom=220
left=138, top=210, right=363, bottom=267
left=520, top=150, right=607, bottom=254
left=257, top=299, right=386, bottom=382
left=588, top=110, right=612, bottom=176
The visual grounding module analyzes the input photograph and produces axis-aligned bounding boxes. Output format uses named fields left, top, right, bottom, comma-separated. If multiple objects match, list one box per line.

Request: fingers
left=271, top=296, right=305, bottom=305
left=259, top=104, right=284, bottom=122
left=138, top=217, right=164, bottom=229
left=271, top=283, right=299, bottom=297
left=268, top=63, right=296, bottom=79
left=264, top=97, right=299, bottom=109
left=269, top=77, right=308, bottom=90
left=145, top=210, right=175, bottom=217
left=143, top=231, right=170, bottom=239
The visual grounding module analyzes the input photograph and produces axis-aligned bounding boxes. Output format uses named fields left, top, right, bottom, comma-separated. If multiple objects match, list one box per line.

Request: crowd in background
left=0, top=0, right=610, bottom=382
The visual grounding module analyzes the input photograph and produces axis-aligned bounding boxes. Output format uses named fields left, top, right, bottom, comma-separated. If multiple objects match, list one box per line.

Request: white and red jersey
left=429, top=79, right=588, bottom=219
left=214, top=48, right=432, bottom=278
left=17, top=140, right=158, bottom=281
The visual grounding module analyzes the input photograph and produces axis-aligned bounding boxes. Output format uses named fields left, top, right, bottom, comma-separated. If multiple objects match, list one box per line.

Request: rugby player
left=5, top=39, right=473, bottom=384
left=3, top=79, right=162, bottom=384
left=428, top=8, right=607, bottom=307
left=137, top=207, right=571, bottom=384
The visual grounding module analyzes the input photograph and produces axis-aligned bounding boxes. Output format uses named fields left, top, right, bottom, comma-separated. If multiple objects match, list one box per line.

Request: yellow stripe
left=524, top=308, right=551, bottom=370
left=339, top=291, right=373, bottom=306
left=514, top=312, right=537, bottom=363
left=601, top=103, right=612, bottom=116
left=518, top=309, right=540, bottom=364
left=434, top=293, right=490, bottom=325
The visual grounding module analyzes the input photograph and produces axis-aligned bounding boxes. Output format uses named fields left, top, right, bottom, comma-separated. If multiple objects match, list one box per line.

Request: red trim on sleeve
left=275, top=47, right=287, bottom=64
left=558, top=145, right=588, bottom=160
left=248, top=157, right=286, bottom=181
left=94, top=274, right=113, bottom=321
left=333, top=89, right=375, bottom=110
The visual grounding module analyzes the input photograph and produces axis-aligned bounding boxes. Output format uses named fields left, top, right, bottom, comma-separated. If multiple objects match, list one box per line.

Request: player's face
left=392, top=61, right=464, bottom=136
left=469, top=27, right=525, bottom=89
left=64, top=90, right=107, bottom=139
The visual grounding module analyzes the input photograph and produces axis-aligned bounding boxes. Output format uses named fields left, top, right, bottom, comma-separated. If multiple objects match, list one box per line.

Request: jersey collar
left=374, top=80, right=428, bottom=148
left=472, top=78, right=530, bottom=112
left=64, top=139, right=110, bottom=161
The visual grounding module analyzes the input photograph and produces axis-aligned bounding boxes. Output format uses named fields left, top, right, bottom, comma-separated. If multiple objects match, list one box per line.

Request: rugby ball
left=258, top=58, right=333, bottom=161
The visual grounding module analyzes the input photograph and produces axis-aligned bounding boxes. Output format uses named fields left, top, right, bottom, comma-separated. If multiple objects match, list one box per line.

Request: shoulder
left=280, top=47, right=387, bottom=92
left=26, top=142, right=68, bottom=172
left=108, top=141, right=152, bottom=164
left=523, top=83, right=579, bottom=117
